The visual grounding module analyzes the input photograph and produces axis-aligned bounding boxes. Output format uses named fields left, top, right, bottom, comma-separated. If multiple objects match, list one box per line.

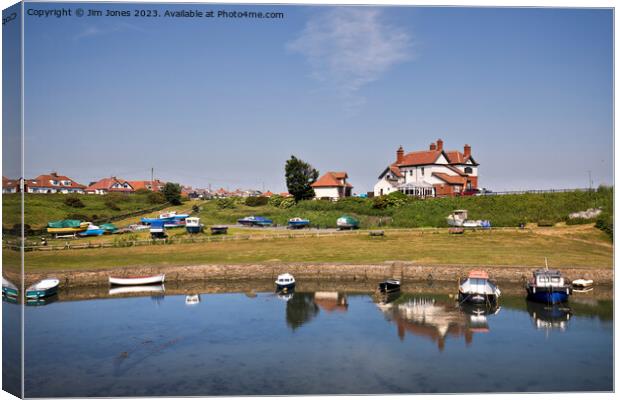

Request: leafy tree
left=162, top=183, right=183, bottom=205
left=147, top=191, right=166, bottom=205
left=285, top=156, right=319, bottom=202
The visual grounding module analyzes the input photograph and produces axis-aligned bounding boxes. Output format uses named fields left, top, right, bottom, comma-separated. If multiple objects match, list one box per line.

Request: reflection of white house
left=374, top=139, right=479, bottom=198
left=2, top=177, right=20, bottom=193
left=311, top=171, right=353, bottom=200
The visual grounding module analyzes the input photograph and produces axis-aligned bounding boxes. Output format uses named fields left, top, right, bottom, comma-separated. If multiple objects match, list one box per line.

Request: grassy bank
left=2, top=192, right=169, bottom=230
left=17, top=225, right=612, bottom=272
left=197, top=187, right=613, bottom=229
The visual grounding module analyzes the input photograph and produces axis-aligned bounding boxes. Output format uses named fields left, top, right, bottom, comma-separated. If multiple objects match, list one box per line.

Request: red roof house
left=85, top=177, right=134, bottom=195
left=311, top=171, right=353, bottom=200
left=24, top=172, right=85, bottom=194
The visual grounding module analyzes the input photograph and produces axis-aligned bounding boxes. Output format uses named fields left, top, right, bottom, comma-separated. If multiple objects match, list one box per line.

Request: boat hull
left=25, top=286, right=58, bottom=299
left=288, top=221, right=310, bottom=229
left=211, top=226, right=228, bottom=234
left=79, top=229, right=105, bottom=237
left=458, top=291, right=498, bottom=304
left=2, top=287, right=18, bottom=298
left=109, top=275, right=166, bottom=286
left=526, top=286, right=571, bottom=304
left=186, top=225, right=203, bottom=234
left=378, top=281, right=401, bottom=293
left=276, top=282, right=295, bottom=291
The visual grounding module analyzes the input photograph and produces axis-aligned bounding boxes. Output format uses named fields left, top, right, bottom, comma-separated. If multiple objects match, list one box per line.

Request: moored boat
left=25, top=278, right=60, bottom=299
left=378, top=279, right=401, bottom=294
left=238, top=216, right=273, bottom=227
left=210, top=225, right=228, bottom=234
left=572, top=278, right=594, bottom=289
left=458, top=270, right=501, bottom=304
left=336, top=215, right=359, bottom=229
left=185, top=217, right=204, bottom=234
left=288, top=217, right=310, bottom=229
left=525, top=262, right=572, bottom=304
left=109, top=274, right=166, bottom=286
left=275, top=273, right=296, bottom=291
left=2, top=277, right=18, bottom=298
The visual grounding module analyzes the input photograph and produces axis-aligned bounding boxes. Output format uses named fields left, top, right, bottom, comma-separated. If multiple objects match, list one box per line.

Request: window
left=421, top=167, right=425, bottom=175
left=464, top=167, right=473, bottom=174
left=409, top=170, right=413, bottom=176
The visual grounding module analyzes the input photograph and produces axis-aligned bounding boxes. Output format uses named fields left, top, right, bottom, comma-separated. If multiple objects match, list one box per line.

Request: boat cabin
left=186, top=217, right=200, bottom=226
left=532, top=269, right=565, bottom=288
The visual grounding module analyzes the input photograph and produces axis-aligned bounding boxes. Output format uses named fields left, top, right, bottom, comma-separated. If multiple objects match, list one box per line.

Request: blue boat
left=525, top=267, right=572, bottom=304
left=288, top=217, right=310, bottom=229
left=141, top=211, right=189, bottom=226
left=238, top=216, right=273, bottom=227
left=25, top=278, right=59, bottom=299
left=78, top=224, right=105, bottom=237
left=150, top=220, right=167, bottom=239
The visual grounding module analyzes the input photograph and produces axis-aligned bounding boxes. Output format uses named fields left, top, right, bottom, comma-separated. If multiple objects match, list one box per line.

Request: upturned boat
left=109, top=274, right=166, bottom=286
left=458, top=270, right=501, bottom=304
left=2, top=277, right=18, bottom=298
left=336, top=215, right=359, bottom=229
left=275, top=273, right=295, bottom=291
left=525, top=261, right=572, bottom=304
left=288, top=217, right=310, bottom=229
left=25, top=278, right=60, bottom=299
left=238, top=216, right=273, bottom=227
left=210, top=225, right=228, bottom=234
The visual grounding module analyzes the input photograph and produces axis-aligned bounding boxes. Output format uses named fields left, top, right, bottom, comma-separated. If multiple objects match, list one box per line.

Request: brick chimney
left=436, top=139, right=443, bottom=151
left=464, top=144, right=471, bottom=158
left=50, top=172, right=58, bottom=177
left=429, top=143, right=437, bottom=151
left=396, top=146, right=404, bottom=164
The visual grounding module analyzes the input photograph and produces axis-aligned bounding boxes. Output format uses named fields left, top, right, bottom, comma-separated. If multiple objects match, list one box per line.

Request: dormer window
left=464, top=167, right=473, bottom=174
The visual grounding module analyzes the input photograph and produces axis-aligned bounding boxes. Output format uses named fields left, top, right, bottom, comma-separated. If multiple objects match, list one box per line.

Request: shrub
left=372, top=191, right=409, bottom=209
left=268, top=195, right=283, bottom=208
left=566, top=217, right=597, bottom=225
left=245, top=196, right=269, bottom=207
left=64, top=196, right=85, bottom=208
left=104, top=199, right=121, bottom=211
left=10, top=224, right=32, bottom=236
left=147, top=191, right=166, bottom=205
left=192, top=205, right=200, bottom=214
left=595, top=213, right=613, bottom=241
left=106, top=193, right=130, bottom=203
left=279, top=197, right=296, bottom=209
left=216, top=197, right=236, bottom=209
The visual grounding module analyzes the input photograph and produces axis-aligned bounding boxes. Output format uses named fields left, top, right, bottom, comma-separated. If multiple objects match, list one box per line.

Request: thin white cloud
left=287, top=8, right=413, bottom=110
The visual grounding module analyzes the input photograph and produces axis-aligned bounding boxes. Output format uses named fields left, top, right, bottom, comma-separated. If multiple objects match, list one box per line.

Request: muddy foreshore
left=16, top=262, right=614, bottom=288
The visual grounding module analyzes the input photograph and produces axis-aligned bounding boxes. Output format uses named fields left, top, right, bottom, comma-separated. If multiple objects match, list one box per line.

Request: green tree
left=162, top=183, right=183, bottom=205
left=285, top=156, right=319, bottom=202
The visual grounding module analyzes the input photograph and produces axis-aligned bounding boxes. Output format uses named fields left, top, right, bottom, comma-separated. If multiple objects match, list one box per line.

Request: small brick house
left=374, top=139, right=479, bottom=198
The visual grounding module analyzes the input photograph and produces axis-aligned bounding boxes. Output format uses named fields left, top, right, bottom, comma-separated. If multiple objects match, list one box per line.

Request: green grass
left=19, top=225, right=612, bottom=272
left=2, top=193, right=169, bottom=230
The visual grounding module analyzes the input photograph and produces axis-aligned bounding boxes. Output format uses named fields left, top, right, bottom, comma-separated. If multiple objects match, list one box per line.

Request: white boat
left=185, top=294, right=201, bottom=305
left=25, top=278, right=60, bottom=299
left=109, top=274, right=165, bottom=286
left=446, top=210, right=468, bottom=227
left=572, top=279, right=594, bottom=289
left=109, top=284, right=165, bottom=295
left=275, top=273, right=295, bottom=290
left=185, top=217, right=204, bottom=234
left=458, top=270, right=501, bottom=304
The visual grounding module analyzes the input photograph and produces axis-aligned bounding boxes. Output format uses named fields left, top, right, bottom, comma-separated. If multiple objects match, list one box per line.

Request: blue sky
left=7, top=3, right=614, bottom=192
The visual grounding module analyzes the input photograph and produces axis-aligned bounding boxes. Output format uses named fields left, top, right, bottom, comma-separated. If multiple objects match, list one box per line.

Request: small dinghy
left=572, top=278, right=594, bottom=290
left=109, top=274, right=165, bottom=286
left=25, top=278, right=60, bottom=299
left=458, top=270, right=501, bottom=305
left=378, top=279, right=401, bottom=294
left=337, top=215, right=359, bottom=229
left=275, top=273, right=296, bottom=291
left=185, top=294, right=201, bottom=305
left=210, top=225, right=228, bottom=234
left=238, top=216, right=273, bottom=227
left=2, top=277, right=18, bottom=298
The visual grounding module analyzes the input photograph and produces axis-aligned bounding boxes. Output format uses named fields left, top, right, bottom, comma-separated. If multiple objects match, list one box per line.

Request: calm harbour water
left=10, top=281, right=614, bottom=397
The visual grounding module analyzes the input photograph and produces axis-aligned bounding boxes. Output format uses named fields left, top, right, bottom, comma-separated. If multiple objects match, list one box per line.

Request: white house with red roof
left=127, top=179, right=166, bottom=192
left=2, top=176, right=21, bottom=194
left=374, top=139, right=479, bottom=198
left=311, top=171, right=353, bottom=200
left=24, top=172, right=86, bottom=194
left=85, top=177, right=134, bottom=195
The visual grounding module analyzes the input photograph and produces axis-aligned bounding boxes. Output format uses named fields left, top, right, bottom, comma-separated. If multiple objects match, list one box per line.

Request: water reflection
left=376, top=295, right=499, bottom=350
left=185, top=294, right=200, bottom=305
left=109, top=284, right=165, bottom=296
left=314, top=291, right=348, bottom=313
left=285, top=292, right=319, bottom=330
left=526, top=301, right=572, bottom=332
left=25, top=294, right=59, bottom=307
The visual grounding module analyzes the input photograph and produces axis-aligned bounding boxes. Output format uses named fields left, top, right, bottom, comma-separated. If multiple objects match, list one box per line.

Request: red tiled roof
left=389, top=165, right=403, bottom=177
left=432, top=173, right=467, bottom=185
left=27, top=173, right=85, bottom=189
left=2, top=176, right=20, bottom=189
left=86, top=177, right=134, bottom=192
left=311, top=171, right=350, bottom=188
left=398, top=150, right=442, bottom=166
left=263, top=191, right=274, bottom=197
left=127, top=180, right=165, bottom=192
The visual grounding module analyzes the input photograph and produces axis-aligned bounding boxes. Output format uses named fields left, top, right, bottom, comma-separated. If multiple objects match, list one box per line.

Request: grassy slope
left=2, top=193, right=168, bottom=229
left=19, top=225, right=612, bottom=272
